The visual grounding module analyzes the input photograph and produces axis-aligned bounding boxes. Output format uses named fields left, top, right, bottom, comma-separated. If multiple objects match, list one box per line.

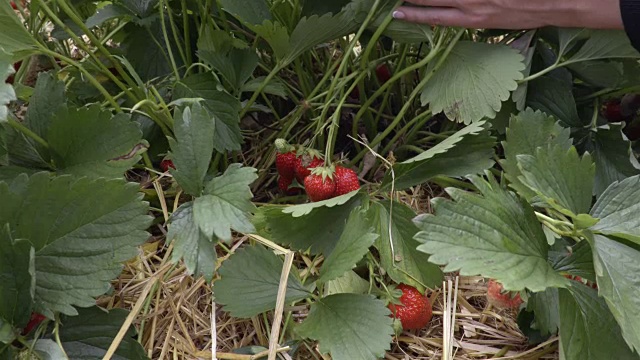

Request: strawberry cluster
left=274, top=139, right=360, bottom=201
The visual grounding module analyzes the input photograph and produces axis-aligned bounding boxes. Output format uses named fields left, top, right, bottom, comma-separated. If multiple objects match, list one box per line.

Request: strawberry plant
left=2, top=0, right=640, bottom=359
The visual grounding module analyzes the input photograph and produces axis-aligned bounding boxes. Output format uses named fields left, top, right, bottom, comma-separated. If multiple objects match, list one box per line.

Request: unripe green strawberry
left=304, top=167, right=335, bottom=202
left=387, top=284, right=432, bottom=330
left=334, top=165, right=360, bottom=196
left=486, top=279, right=523, bottom=310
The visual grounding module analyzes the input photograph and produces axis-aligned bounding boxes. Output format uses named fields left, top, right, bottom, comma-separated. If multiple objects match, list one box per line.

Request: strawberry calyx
left=309, top=164, right=335, bottom=182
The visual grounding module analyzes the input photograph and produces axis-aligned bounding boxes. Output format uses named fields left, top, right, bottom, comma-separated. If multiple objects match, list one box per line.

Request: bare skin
left=393, top=0, right=624, bottom=30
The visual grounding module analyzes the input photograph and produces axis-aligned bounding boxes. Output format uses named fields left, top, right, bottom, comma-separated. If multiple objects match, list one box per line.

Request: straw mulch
left=99, top=181, right=561, bottom=360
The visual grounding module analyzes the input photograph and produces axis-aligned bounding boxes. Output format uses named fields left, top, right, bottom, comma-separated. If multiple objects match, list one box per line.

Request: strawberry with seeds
left=274, top=138, right=298, bottom=180
left=304, top=166, right=336, bottom=202
left=333, top=165, right=360, bottom=196
left=486, top=279, right=523, bottom=310
left=387, top=283, right=432, bottom=330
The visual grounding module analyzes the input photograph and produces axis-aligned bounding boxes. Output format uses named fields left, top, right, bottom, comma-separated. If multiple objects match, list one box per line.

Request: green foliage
left=414, top=174, right=568, bottom=292
left=0, top=225, right=34, bottom=328
left=590, top=176, right=640, bottom=243
left=0, top=173, right=151, bottom=316
left=56, top=307, right=148, bottom=359
left=558, top=284, right=637, bottom=360
left=296, top=294, right=393, bottom=360
left=590, top=234, right=640, bottom=353
left=215, top=245, right=311, bottom=318
left=502, top=108, right=572, bottom=200
left=168, top=103, right=216, bottom=196
left=317, top=209, right=378, bottom=283
left=0, top=50, right=15, bottom=122
left=517, top=145, right=595, bottom=217
left=420, top=42, right=525, bottom=124
left=384, top=121, right=495, bottom=190
left=167, top=203, right=217, bottom=282
left=367, top=201, right=443, bottom=291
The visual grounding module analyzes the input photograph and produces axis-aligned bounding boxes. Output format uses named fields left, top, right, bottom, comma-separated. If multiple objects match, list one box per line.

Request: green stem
left=37, top=46, right=122, bottom=111
left=158, top=0, right=181, bottom=79
left=349, top=29, right=464, bottom=166
left=323, top=0, right=382, bottom=165
left=238, top=66, right=282, bottom=119
left=55, top=0, right=143, bottom=98
left=7, top=117, right=50, bottom=150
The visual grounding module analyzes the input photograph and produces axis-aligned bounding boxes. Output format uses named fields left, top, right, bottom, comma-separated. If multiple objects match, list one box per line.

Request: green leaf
left=24, top=73, right=66, bottom=146
left=166, top=202, right=216, bottom=282
left=384, top=121, right=495, bottom=190
left=49, top=106, right=146, bottom=178
left=215, top=245, right=311, bottom=318
left=502, top=108, right=573, bottom=200
left=257, top=194, right=364, bottom=255
left=301, top=0, right=351, bottom=17
left=0, top=128, right=6, bottom=166
left=241, top=76, right=287, bottom=98
left=527, top=287, right=559, bottom=336
left=296, top=294, right=393, bottom=360
left=516, top=145, right=594, bottom=217
left=33, top=340, right=68, bottom=359
left=173, top=73, right=243, bottom=152
left=0, top=50, right=16, bottom=122
left=414, top=174, right=567, bottom=292
left=282, top=190, right=360, bottom=217
left=525, top=76, right=581, bottom=127
left=590, top=175, right=640, bottom=243
left=0, top=225, right=35, bottom=328
left=220, top=0, right=271, bottom=25
left=58, top=306, right=148, bottom=359
left=197, top=28, right=258, bottom=92
left=567, top=30, right=640, bottom=63
left=568, top=60, right=627, bottom=88
left=558, top=283, right=637, bottom=360
left=0, top=173, right=151, bottom=315
left=253, top=20, right=291, bottom=61
left=551, top=240, right=595, bottom=282
left=590, top=234, right=640, bottom=353
left=326, top=271, right=370, bottom=296
left=121, top=21, right=181, bottom=82
left=368, top=201, right=443, bottom=291
left=588, top=124, right=640, bottom=196
left=0, top=2, right=38, bottom=54
left=199, top=164, right=257, bottom=242
left=168, top=103, right=215, bottom=196
left=86, top=4, right=133, bottom=28
left=284, top=5, right=363, bottom=65
left=420, top=42, right=525, bottom=124
left=318, top=210, right=378, bottom=283
left=377, top=20, right=432, bottom=44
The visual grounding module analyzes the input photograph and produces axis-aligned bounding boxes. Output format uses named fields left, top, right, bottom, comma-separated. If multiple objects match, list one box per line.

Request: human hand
left=392, top=0, right=624, bottom=30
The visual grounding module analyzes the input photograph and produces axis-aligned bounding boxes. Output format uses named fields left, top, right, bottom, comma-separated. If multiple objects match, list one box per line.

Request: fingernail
left=392, top=11, right=405, bottom=19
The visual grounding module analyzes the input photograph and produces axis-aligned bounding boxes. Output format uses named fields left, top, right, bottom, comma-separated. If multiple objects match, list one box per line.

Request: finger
left=401, top=0, right=460, bottom=7
left=393, top=6, right=472, bottom=28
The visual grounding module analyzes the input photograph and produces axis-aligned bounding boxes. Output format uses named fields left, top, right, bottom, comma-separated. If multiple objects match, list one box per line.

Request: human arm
left=392, top=0, right=624, bottom=30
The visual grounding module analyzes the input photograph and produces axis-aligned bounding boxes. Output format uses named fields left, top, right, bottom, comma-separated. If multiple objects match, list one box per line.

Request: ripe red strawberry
left=160, top=158, right=175, bottom=172
left=486, top=279, right=523, bottom=310
left=375, top=64, right=392, bottom=83
left=275, top=145, right=298, bottom=180
left=22, top=312, right=46, bottom=335
left=10, top=1, right=17, bottom=9
left=304, top=167, right=335, bottom=202
left=295, top=154, right=323, bottom=184
left=333, top=165, right=360, bottom=196
left=387, top=284, right=432, bottom=330
left=602, top=100, right=628, bottom=123
left=278, top=176, right=301, bottom=195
